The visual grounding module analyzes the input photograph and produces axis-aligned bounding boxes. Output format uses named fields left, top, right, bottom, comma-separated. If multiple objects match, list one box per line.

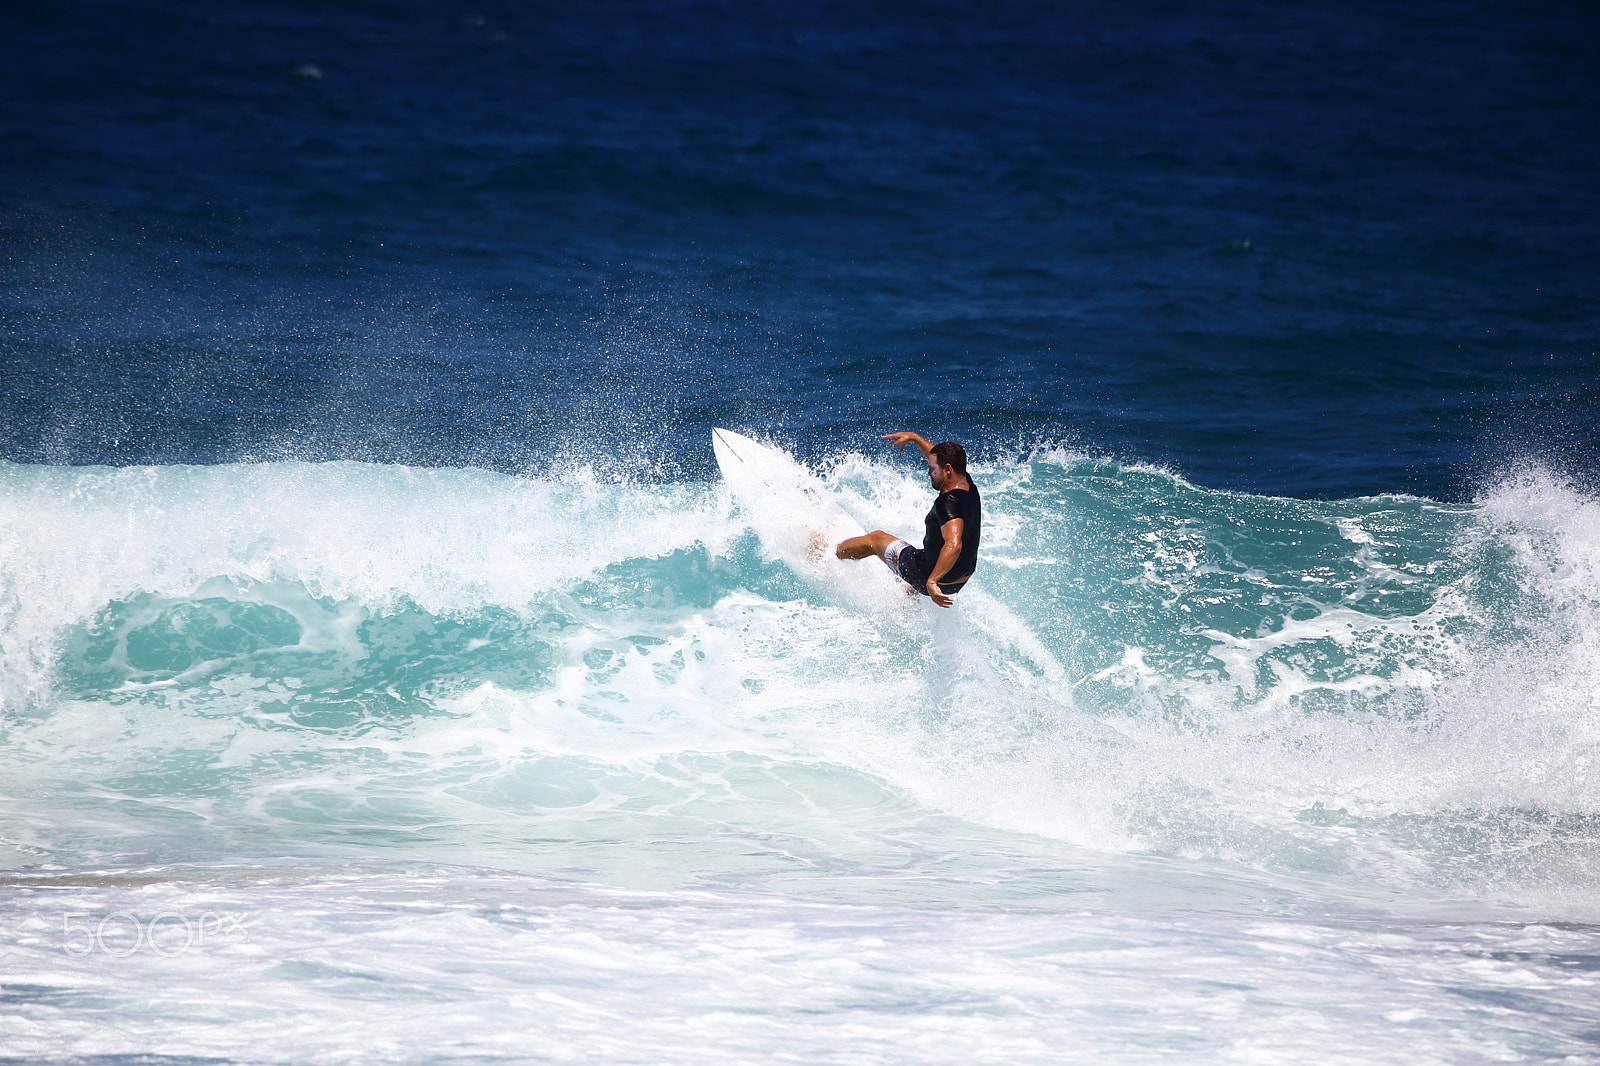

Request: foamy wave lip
left=0, top=460, right=733, bottom=709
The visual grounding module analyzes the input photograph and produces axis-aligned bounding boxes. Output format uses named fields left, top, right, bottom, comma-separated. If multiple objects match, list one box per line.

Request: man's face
left=927, top=456, right=953, bottom=491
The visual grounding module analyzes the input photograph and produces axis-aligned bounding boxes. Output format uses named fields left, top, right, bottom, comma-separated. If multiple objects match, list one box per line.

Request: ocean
left=2, top=1, right=1599, bottom=1062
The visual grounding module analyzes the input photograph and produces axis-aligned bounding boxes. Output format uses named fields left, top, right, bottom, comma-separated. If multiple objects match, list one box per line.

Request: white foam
left=2, top=867, right=1597, bottom=1064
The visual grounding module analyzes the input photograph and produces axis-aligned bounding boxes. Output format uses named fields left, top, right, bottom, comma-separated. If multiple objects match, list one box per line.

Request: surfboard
left=711, top=427, right=865, bottom=565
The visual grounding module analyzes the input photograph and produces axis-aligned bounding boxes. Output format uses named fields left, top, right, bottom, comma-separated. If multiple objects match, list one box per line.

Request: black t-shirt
left=922, top=480, right=981, bottom=582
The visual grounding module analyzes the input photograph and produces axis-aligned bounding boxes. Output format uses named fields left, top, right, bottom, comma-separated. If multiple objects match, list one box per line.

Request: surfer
left=835, top=432, right=981, bottom=608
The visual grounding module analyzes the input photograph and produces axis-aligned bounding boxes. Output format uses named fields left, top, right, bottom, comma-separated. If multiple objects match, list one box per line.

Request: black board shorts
left=883, top=540, right=968, bottom=597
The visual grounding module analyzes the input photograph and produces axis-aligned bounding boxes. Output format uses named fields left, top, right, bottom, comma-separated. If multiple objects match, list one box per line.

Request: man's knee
left=862, top=530, right=897, bottom=559
left=836, top=530, right=894, bottom=561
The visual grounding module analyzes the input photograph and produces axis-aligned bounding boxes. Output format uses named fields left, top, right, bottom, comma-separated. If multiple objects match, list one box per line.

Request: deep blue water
left=3, top=0, right=1596, bottom=497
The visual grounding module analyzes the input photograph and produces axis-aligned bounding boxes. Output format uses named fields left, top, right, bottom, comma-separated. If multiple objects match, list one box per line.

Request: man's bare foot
left=806, top=530, right=830, bottom=561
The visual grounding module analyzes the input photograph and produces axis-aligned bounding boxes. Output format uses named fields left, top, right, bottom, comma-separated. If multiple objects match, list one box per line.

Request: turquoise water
left=2, top=452, right=1598, bottom=1060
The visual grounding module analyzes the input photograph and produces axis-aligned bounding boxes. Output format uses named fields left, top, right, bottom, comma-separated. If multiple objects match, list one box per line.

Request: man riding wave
left=834, top=432, right=980, bottom=608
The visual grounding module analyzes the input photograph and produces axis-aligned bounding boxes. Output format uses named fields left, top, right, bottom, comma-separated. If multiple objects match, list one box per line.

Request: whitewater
left=1, top=448, right=1597, bottom=1062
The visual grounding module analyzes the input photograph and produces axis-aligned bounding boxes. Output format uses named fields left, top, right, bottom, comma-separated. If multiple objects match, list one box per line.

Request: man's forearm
left=883, top=431, right=935, bottom=458
left=927, top=538, right=961, bottom=586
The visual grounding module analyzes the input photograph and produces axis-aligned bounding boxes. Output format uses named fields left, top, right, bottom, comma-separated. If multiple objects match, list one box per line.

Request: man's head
left=926, top=441, right=967, bottom=491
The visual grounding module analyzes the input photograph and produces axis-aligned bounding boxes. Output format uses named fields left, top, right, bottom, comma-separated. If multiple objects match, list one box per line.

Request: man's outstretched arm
left=881, top=431, right=933, bottom=458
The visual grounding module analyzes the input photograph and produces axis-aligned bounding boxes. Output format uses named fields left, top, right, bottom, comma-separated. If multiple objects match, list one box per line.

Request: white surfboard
left=712, top=428, right=865, bottom=568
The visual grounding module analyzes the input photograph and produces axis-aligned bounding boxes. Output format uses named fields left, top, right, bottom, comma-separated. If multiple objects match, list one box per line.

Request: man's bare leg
left=835, top=530, right=899, bottom=561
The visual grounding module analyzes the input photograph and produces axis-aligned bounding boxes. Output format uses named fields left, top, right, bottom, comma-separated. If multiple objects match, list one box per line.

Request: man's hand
left=881, top=431, right=931, bottom=455
left=926, top=579, right=953, bottom=609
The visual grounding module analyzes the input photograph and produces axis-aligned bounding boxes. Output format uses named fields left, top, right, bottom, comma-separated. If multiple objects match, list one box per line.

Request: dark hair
left=930, top=441, right=967, bottom=475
